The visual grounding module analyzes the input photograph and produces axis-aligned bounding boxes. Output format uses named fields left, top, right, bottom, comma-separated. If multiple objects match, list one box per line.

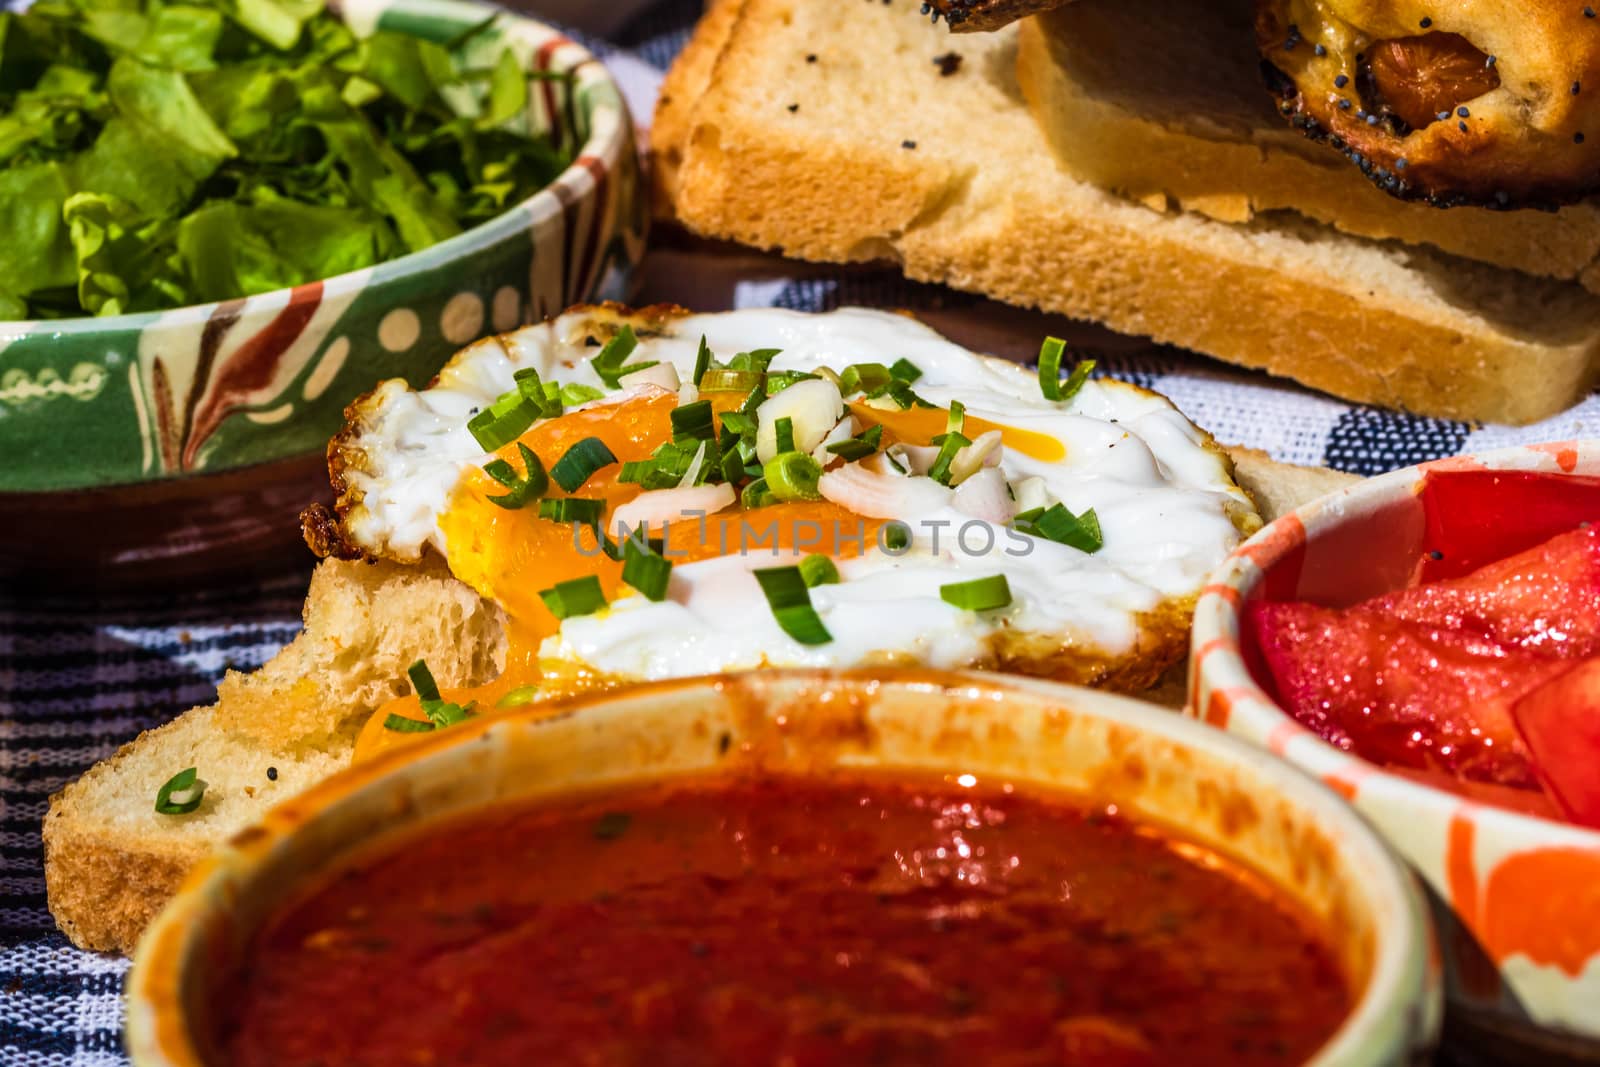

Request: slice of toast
left=651, top=0, right=1600, bottom=425
left=1015, top=0, right=1600, bottom=290
left=44, top=447, right=1349, bottom=954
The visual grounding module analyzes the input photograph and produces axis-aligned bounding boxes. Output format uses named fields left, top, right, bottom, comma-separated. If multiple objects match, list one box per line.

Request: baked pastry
left=921, top=0, right=1071, bottom=32
left=1257, top=0, right=1600, bottom=205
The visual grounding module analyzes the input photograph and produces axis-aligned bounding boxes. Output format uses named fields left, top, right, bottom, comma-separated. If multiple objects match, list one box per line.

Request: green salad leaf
left=0, top=0, right=572, bottom=319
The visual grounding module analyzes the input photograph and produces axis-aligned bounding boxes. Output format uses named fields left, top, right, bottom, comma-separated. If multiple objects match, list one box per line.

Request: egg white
left=334, top=307, right=1258, bottom=676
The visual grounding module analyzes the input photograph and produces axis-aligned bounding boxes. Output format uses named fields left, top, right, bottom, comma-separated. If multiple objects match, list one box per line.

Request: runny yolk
left=850, top=403, right=1065, bottom=462
left=353, top=390, right=1073, bottom=763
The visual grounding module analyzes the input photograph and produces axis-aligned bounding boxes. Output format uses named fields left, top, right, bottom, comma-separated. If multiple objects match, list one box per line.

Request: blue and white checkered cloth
left=4, top=1, right=1598, bottom=1061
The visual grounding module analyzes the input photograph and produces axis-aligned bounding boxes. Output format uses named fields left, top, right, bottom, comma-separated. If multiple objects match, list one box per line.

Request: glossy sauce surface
left=220, top=776, right=1350, bottom=1066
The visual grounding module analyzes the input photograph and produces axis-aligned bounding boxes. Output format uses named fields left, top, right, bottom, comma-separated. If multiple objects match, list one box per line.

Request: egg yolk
left=356, top=389, right=906, bottom=763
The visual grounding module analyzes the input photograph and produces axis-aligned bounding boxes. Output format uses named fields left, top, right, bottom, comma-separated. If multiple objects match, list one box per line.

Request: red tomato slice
left=1372, top=526, right=1600, bottom=656
left=1510, top=658, right=1600, bottom=830
left=1246, top=600, right=1556, bottom=789
left=1418, top=471, right=1600, bottom=582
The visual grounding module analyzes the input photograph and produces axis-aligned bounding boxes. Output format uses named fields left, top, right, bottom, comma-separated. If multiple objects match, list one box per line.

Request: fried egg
left=311, top=305, right=1261, bottom=759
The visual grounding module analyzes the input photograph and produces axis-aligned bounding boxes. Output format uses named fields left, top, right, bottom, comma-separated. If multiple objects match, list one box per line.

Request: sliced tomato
left=1418, top=470, right=1600, bottom=582
left=1372, top=526, right=1600, bottom=656
left=1509, top=658, right=1600, bottom=829
left=1245, top=600, right=1560, bottom=789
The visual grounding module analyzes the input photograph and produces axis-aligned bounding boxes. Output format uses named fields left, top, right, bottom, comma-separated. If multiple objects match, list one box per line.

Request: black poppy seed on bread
left=1486, top=55, right=1497, bottom=68
left=1314, top=44, right=1326, bottom=56
left=1459, top=120, right=1469, bottom=131
left=1458, top=106, right=1471, bottom=117
left=1419, top=16, right=1432, bottom=27
left=933, top=52, right=962, bottom=76
left=1283, top=23, right=1301, bottom=50
left=267, top=767, right=278, bottom=781
left=1579, top=132, right=1588, bottom=143
left=902, top=139, right=917, bottom=149
left=806, top=53, right=817, bottom=63
left=1334, top=73, right=1348, bottom=88
left=787, top=103, right=799, bottom=112
left=1576, top=81, right=1584, bottom=95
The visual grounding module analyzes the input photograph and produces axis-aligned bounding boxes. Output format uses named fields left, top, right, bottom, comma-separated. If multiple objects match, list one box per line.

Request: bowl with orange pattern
left=0, top=0, right=646, bottom=588
left=1190, top=440, right=1600, bottom=1063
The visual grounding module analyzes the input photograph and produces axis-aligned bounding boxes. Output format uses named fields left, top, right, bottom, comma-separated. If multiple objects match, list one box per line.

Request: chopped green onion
left=467, top=390, right=538, bottom=451
left=538, top=497, right=606, bottom=527
left=765, top=370, right=818, bottom=394
left=154, top=767, right=207, bottom=815
left=512, top=367, right=564, bottom=418
left=497, top=684, right=541, bottom=708
left=1014, top=503, right=1104, bottom=553
left=693, top=335, right=713, bottom=386
left=729, top=348, right=781, bottom=373
left=425, top=699, right=474, bottom=728
left=940, top=574, right=1013, bottom=612
left=560, top=383, right=606, bottom=405
left=826, top=423, right=883, bottom=461
left=839, top=362, right=892, bottom=396
left=550, top=437, right=618, bottom=492
left=753, top=566, right=833, bottom=645
left=867, top=380, right=935, bottom=410
left=741, top=477, right=777, bottom=509
left=591, top=325, right=640, bottom=388
left=890, top=358, right=923, bottom=383
left=382, top=714, right=435, bottom=733
left=799, top=554, right=840, bottom=587
left=483, top=443, right=548, bottom=510
left=700, top=368, right=762, bottom=393
left=671, top=399, right=717, bottom=443
left=616, top=360, right=661, bottom=379
left=764, top=452, right=824, bottom=501
left=883, top=521, right=912, bottom=551
left=538, top=575, right=608, bottom=619
left=928, top=431, right=971, bottom=486
left=1058, top=359, right=1096, bottom=403
left=720, top=447, right=746, bottom=484
left=622, top=539, right=673, bottom=601
left=884, top=449, right=908, bottom=475
left=738, top=384, right=764, bottom=416
left=408, top=659, right=442, bottom=702
left=773, top=416, right=795, bottom=455
left=618, top=459, right=655, bottom=484
left=946, top=400, right=966, bottom=436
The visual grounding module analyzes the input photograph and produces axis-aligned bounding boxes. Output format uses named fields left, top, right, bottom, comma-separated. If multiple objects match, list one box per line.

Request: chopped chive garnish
left=940, top=574, right=1013, bottom=612
left=720, top=411, right=757, bottom=437
left=774, top=416, right=795, bottom=455
left=550, top=437, right=618, bottom=492
left=765, top=370, right=817, bottom=395
left=382, top=714, right=435, bottom=733
left=946, top=400, right=965, bottom=436
left=622, top=539, right=673, bottom=601
left=408, top=659, right=442, bottom=702
left=826, top=423, right=883, bottom=460
left=1038, top=337, right=1066, bottom=401
left=425, top=700, right=474, bottom=728
left=1013, top=503, right=1104, bottom=553
left=467, top=390, right=538, bottom=451
left=483, top=442, right=548, bottom=510
left=799, top=554, right=840, bottom=587
left=693, top=335, right=713, bottom=386
left=729, top=348, right=781, bottom=373
left=738, top=384, right=764, bottom=416
left=538, top=497, right=606, bottom=526
left=154, top=767, right=207, bottom=815
left=701, top=368, right=762, bottom=393
left=928, top=431, right=971, bottom=486
left=890, top=358, right=923, bottom=383
left=616, top=360, right=661, bottom=379
left=765, top=451, right=823, bottom=501
left=880, top=380, right=935, bottom=410
left=512, top=367, right=564, bottom=418
left=753, top=565, right=833, bottom=645
left=720, top=447, right=746, bottom=483
left=618, top=459, right=655, bottom=484
left=741, top=477, right=776, bottom=509
left=1058, top=359, right=1096, bottom=403
left=591, top=325, right=640, bottom=388
left=839, top=362, right=892, bottom=396
left=883, top=521, right=912, bottom=551
left=671, top=399, right=717, bottom=443
left=497, top=684, right=541, bottom=708
left=560, top=383, right=605, bottom=405
left=538, top=575, right=608, bottom=620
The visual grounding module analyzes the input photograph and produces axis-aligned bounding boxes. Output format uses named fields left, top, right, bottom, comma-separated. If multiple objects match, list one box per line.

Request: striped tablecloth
left=4, top=1, right=1597, bottom=1062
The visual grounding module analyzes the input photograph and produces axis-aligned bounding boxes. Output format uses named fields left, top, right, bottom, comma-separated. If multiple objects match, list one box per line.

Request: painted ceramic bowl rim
left=0, top=0, right=620, bottom=337
left=124, top=668, right=1436, bottom=1067
left=1190, top=440, right=1600, bottom=851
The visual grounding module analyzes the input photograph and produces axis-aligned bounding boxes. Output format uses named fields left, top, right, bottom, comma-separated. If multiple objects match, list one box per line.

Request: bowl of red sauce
left=126, top=670, right=1436, bottom=1066
left=1191, top=440, right=1600, bottom=1060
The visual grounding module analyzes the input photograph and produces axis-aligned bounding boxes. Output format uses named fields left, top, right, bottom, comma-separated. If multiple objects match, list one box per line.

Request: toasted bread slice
left=1016, top=0, right=1600, bottom=289
left=43, top=448, right=1347, bottom=955
left=43, top=555, right=504, bottom=954
left=651, top=0, right=1600, bottom=425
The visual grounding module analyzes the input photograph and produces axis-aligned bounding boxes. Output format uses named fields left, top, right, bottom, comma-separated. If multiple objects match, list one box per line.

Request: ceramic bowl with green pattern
left=0, top=0, right=646, bottom=587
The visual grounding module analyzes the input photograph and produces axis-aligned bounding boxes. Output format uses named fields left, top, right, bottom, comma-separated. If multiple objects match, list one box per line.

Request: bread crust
left=1258, top=0, right=1600, bottom=205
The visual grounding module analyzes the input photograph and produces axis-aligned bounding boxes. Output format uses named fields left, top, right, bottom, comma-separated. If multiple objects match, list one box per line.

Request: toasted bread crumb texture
left=43, top=556, right=505, bottom=954
left=653, top=0, right=1600, bottom=424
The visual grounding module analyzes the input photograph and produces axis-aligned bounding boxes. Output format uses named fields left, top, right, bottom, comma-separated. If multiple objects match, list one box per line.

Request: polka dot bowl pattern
left=1190, top=441, right=1600, bottom=1061
left=0, top=0, right=645, bottom=583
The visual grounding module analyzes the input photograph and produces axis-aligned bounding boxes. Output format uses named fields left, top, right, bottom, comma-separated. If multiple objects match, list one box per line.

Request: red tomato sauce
left=218, top=776, right=1351, bottom=1067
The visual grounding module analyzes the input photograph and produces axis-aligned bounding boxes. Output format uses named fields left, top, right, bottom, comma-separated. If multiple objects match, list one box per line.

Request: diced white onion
left=1011, top=475, right=1052, bottom=513
left=952, top=467, right=1016, bottom=524
left=756, top=378, right=845, bottom=463
left=677, top=440, right=709, bottom=489
left=813, top=416, right=858, bottom=468
left=626, top=362, right=681, bottom=393
left=612, top=483, right=735, bottom=540
left=818, top=462, right=953, bottom=519
left=947, top=430, right=1002, bottom=486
